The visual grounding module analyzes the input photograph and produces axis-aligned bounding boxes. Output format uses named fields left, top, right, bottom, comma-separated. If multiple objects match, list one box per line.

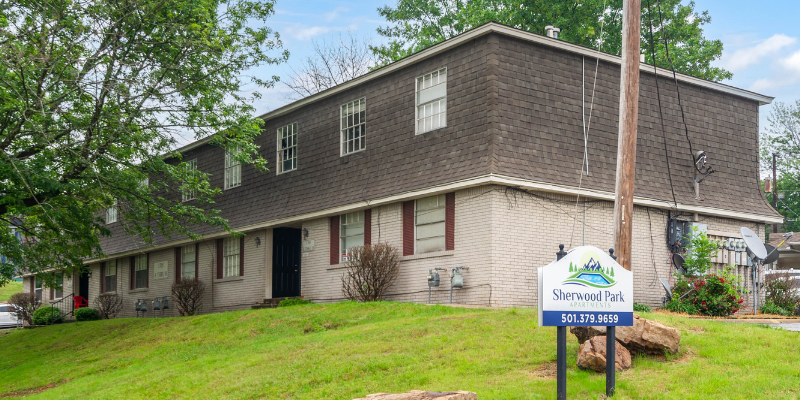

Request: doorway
left=79, top=271, right=89, bottom=301
left=272, top=227, right=301, bottom=298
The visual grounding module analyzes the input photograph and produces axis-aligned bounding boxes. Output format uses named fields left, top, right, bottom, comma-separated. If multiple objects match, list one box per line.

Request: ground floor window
left=223, top=238, right=240, bottom=277
left=54, top=273, right=64, bottom=299
left=415, top=194, right=446, bottom=253
left=105, top=262, right=117, bottom=292
left=182, top=244, right=196, bottom=279
left=34, top=277, right=42, bottom=301
left=134, top=255, right=148, bottom=289
left=340, top=211, right=365, bottom=261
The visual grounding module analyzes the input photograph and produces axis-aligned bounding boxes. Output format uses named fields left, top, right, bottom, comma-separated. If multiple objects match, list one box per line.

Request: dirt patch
left=1, top=380, right=70, bottom=398
left=686, top=326, right=706, bottom=334
left=304, top=321, right=340, bottom=334
left=645, top=347, right=695, bottom=364
left=529, top=362, right=557, bottom=380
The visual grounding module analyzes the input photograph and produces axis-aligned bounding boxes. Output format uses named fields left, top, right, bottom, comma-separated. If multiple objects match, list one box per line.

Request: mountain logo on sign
left=563, top=251, right=617, bottom=288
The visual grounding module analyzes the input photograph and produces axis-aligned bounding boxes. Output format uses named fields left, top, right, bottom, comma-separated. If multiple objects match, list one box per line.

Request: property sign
left=153, top=261, right=169, bottom=280
left=538, top=246, right=633, bottom=327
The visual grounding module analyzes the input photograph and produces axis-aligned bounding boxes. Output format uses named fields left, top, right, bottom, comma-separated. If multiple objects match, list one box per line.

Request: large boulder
left=354, top=391, right=477, bottom=400
left=576, top=336, right=632, bottom=372
left=570, top=314, right=681, bottom=355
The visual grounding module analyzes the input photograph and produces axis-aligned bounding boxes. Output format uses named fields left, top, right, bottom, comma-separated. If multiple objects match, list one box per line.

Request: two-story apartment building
left=22, top=22, right=781, bottom=316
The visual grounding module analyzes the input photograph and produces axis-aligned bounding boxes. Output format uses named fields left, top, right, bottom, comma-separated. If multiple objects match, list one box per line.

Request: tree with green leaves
left=761, top=100, right=800, bottom=234
left=0, top=0, right=288, bottom=288
left=373, top=0, right=731, bottom=81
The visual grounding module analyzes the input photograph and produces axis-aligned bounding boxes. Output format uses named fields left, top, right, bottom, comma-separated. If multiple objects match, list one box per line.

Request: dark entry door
left=79, top=272, right=89, bottom=300
left=273, top=228, right=301, bottom=298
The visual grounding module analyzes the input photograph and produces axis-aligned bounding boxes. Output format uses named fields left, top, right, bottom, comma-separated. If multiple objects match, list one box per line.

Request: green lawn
left=0, top=280, right=23, bottom=302
left=0, top=302, right=798, bottom=399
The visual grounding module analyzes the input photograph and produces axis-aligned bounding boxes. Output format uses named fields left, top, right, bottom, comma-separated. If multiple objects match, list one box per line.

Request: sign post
left=539, top=245, right=634, bottom=398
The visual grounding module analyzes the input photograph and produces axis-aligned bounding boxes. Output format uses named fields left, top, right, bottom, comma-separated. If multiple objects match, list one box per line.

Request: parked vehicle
left=0, top=304, right=22, bottom=329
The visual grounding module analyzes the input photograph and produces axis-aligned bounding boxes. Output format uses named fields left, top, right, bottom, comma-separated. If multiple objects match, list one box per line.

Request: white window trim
left=134, top=254, right=148, bottom=289
left=414, top=195, right=447, bottom=254
left=106, top=202, right=118, bottom=224
left=105, top=260, right=118, bottom=293
left=182, top=159, right=198, bottom=202
left=276, top=122, right=298, bottom=175
left=222, top=238, right=240, bottom=278
left=181, top=244, right=196, bottom=279
left=415, top=67, right=447, bottom=135
left=340, top=211, right=365, bottom=262
left=340, top=98, right=366, bottom=157
left=224, top=149, right=241, bottom=190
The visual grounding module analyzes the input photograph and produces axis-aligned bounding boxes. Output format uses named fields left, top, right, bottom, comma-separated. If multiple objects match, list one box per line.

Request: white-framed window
left=182, top=159, right=198, bottom=201
left=223, top=238, right=240, bottom=277
left=181, top=244, right=196, bottom=279
left=340, top=211, right=365, bottom=261
left=224, top=149, right=241, bottom=189
left=341, top=98, right=366, bottom=155
left=277, top=123, right=298, bottom=174
left=134, top=254, right=147, bottom=289
left=34, top=276, right=42, bottom=301
left=415, top=67, right=447, bottom=134
left=54, top=273, right=64, bottom=299
left=415, top=194, right=446, bottom=253
left=105, top=261, right=117, bottom=293
left=106, top=202, right=118, bottom=224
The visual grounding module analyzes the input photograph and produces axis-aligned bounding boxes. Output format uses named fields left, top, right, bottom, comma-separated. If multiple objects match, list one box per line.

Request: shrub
left=279, top=298, right=311, bottom=307
left=763, top=272, right=800, bottom=313
left=8, top=292, right=40, bottom=325
left=32, top=306, right=62, bottom=325
left=93, top=293, right=123, bottom=319
left=669, top=266, right=745, bottom=317
left=683, top=227, right=721, bottom=276
left=172, top=278, right=205, bottom=316
left=75, top=307, right=101, bottom=321
left=341, top=243, right=400, bottom=302
left=760, top=301, right=790, bottom=316
left=633, top=303, right=652, bottom=313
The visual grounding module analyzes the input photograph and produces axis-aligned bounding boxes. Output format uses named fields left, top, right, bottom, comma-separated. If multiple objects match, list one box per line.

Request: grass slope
left=0, top=302, right=798, bottom=399
left=0, top=280, right=22, bottom=302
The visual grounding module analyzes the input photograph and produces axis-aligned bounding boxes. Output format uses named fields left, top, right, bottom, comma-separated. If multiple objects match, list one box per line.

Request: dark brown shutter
left=50, top=286, right=54, bottom=300
left=216, top=239, right=223, bottom=279
left=129, top=256, right=135, bottom=290
left=445, top=192, right=455, bottom=251
left=100, top=262, right=106, bottom=293
left=364, top=209, right=372, bottom=246
left=239, top=236, right=245, bottom=276
left=330, top=216, right=340, bottom=265
left=403, top=201, right=415, bottom=256
left=195, top=243, right=200, bottom=279
left=175, top=247, right=181, bottom=283
left=145, top=253, right=149, bottom=288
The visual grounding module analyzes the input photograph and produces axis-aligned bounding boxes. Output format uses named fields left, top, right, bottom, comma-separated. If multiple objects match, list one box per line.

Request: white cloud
left=324, top=7, right=349, bottom=22
left=719, top=34, right=797, bottom=72
left=283, top=23, right=359, bottom=41
left=749, top=49, right=800, bottom=91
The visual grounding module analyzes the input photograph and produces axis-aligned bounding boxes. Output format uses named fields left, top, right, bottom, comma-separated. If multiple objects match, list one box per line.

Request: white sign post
left=538, top=245, right=633, bottom=399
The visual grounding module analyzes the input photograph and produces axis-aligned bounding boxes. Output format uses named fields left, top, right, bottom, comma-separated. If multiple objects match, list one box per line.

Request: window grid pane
left=416, top=68, right=447, bottom=134
left=277, top=123, right=298, bottom=173
left=107, top=203, right=117, bottom=224
left=341, top=98, right=366, bottom=155
left=415, top=195, right=446, bottom=253
left=183, top=159, right=198, bottom=201
left=182, top=245, right=196, bottom=279
left=224, top=149, right=241, bottom=189
left=223, top=238, right=240, bottom=277
left=340, top=211, right=365, bottom=261
left=135, top=255, right=147, bottom=289
left=105, top=262, right=118, bottom=292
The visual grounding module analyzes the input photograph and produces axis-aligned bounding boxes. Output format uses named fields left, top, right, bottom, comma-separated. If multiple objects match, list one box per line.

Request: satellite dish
left=740, top=227, right=767, bottom=262
left=672, top=253, right=686, bottom=274
left=763, top=244, right=779, bottom=264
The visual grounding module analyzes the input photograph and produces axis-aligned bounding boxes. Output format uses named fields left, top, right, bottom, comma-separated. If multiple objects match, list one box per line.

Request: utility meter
left=428, top=268, right=445, bottom=287
left=451, top=266, right=469, bottom=288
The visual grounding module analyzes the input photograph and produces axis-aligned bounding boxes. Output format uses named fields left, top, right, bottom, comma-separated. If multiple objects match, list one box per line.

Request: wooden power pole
left=612, top=0, right=641, bottom=271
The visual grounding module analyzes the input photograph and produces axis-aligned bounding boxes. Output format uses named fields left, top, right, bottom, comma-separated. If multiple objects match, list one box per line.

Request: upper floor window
left=277, top=123, right=298, bottom=174
left=224, top=149, right=241, bottom=189
left=181, top=244, right=196, bottom=279
left=134, top=254, right=148, bottom=289
left=183, top=159, right=198, bottom=201
left=415, top=194, right=446, bottom=253
left=415, top=68, right=447, bottom=134
left=223, top=237, right=240, bottom=277
left=106, top=202, right=118, bottom=224
left=341, top=98, right=366, bottom=155
left=105, top=261, right=117, bottom=293
left=340, top=211, right=365, bottom=261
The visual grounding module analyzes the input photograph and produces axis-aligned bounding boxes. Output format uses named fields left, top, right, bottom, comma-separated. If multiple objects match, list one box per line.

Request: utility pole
left=612, top=0, right=641, bottom=272
left=773, top=153, right=778, bottom=233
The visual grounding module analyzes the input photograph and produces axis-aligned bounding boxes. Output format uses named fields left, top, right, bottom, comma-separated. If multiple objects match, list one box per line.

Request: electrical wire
left=654, top=0, right=715, bottom=183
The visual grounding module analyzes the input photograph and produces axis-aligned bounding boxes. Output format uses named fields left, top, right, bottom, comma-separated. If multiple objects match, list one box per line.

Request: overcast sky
left=250, top=0, right=800, bottom=133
